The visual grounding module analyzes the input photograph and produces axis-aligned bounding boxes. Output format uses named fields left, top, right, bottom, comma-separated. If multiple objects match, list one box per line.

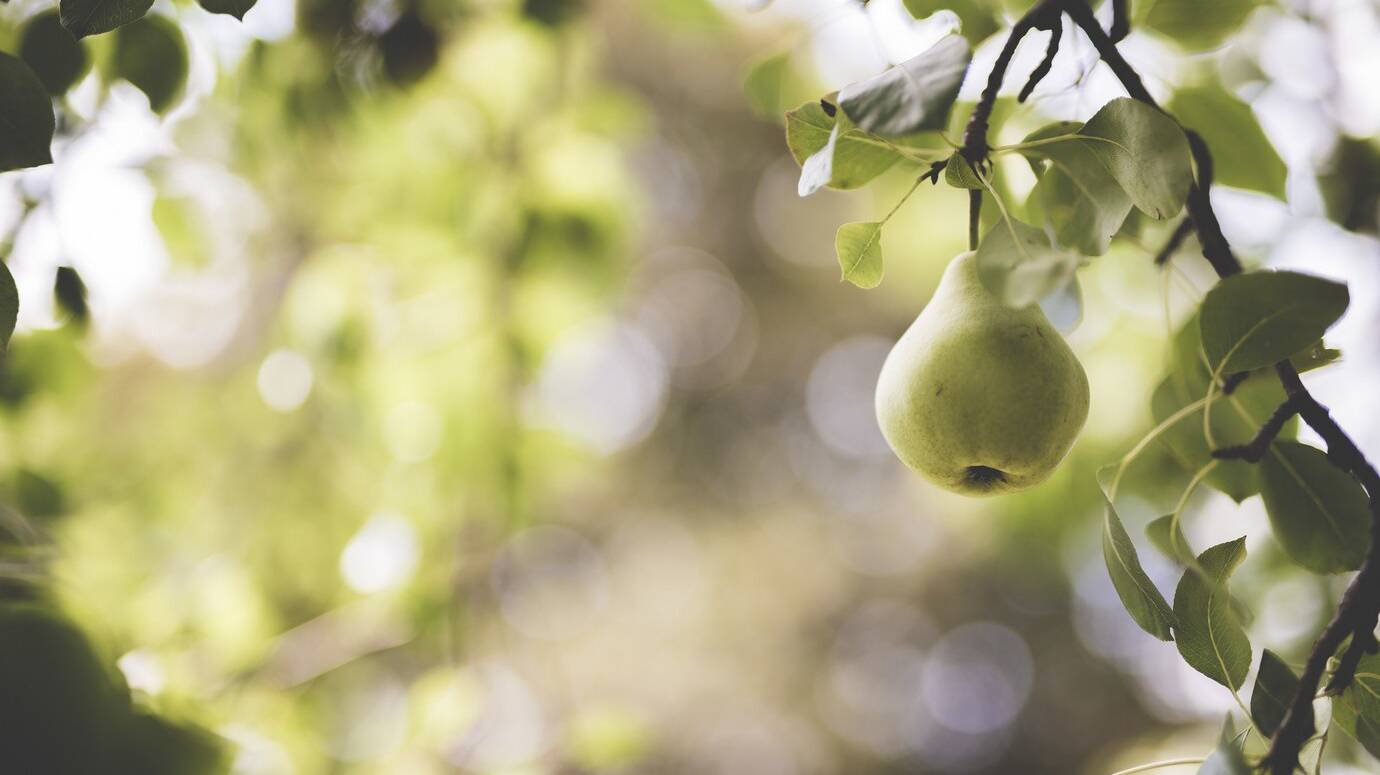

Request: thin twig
left=1019, top=20, right=1063, bottom=103
left=1154, top=216, right=1193, bottom=266
left=960, top=0, right=1060, bottom=163
left=1110, top=0, right=1130, bottom=43
left=1211, top=394, right=1302, bottom=462
left=1327, top=629, right=1379, bottom=694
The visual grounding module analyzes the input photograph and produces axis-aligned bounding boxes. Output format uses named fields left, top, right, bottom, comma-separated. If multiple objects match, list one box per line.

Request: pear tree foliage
left=0, top=0, right=453, bottom=348
left=772, top=2, right=1380, bottom=772
left=0, top=1, right=464, bottom=770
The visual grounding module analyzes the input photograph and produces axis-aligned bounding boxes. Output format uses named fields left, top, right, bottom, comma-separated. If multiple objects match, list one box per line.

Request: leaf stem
left=974, top=165, right=1028, bottom=265
left=883, top=176, right=925, bottom=225
left=968, top=189, right=981, bottom=250
left=1167, top=459, right=1216, bottom=560
left=1107, top=397, right=1209, bottom=502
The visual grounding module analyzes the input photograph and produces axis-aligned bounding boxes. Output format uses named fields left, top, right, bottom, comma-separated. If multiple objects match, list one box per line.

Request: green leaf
left=1321, top=137, right=1380, bottom=234
left=1152, top=315, right=1297, bottom=502
left=1150, top=377, right=1263, bottom=502
left=743, top=52, right=790, bottom=119
left=1199, top=270, right=1349, bottom=374
left=1173, top=537, right=1251, bottom=690
left=111, top=15, right=189, bottom=114
left=1022, top=123, right=1133, bottom=256
left=378, top=11, right=440, bottom=86
left=974, top=218, right=1079, bottom=308
left=1292, top=342, right=1341, bottom=374
left=1333, top=653, right=1380, bottom=761
left=786, top=102, right=901, bottom=192
left=1146, top=514, right=1194, bottom=564
left=19, top=11, right=90, bottom=97
left=1196, top=714, right=1251, bottom=774
left=835, top=222, right=884, bottom=289
left=0, top=53, right=57, bottom=172
left=113, top=709, right=228, bottom=774
left=943, top=152, right=983, bottom=189
left=1102, top=501, right=1176, bottom=641
left=1251, top=649, right=1299, bottom=737
left=1259, top=441, right=1369, bottom=574
left=1169, top=85, right=1286, bottom=200
left=1079, top=98, right=1193, bottom=220
left=197, top=0, right=257, bottom=20
left=54, top=266, right=89, bottom=327
left=838, top=35, right=970, bottom=137
left=9, top=468, right=69, bottom=519
left=1, top=261, right=17, bottom=350
left=1144, top=0, right=1259, bottom=53
left=60, top=0, right=155, bottom=38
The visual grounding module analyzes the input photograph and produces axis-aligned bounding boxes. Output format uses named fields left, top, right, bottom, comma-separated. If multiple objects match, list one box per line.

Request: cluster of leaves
left=3, top=1, right=634, bottom=769
left=787, top=35, right=1285, bottom=305
left=779, top=6, right=1378, bottom=768
left=0, top=0, right=473, bottom=351
left=0, top=0, right=210, bottom=348
left=0, top=0, right=227, bottom=173
left=0, top=600, right=227, bottom=773
left=1100, top=268, right=1367, bottom=759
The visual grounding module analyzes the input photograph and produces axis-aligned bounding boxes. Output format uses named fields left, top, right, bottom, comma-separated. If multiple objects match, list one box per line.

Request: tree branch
left=1153, top=215, right=1193, bottom=266
left=961, top=4, right=1380, bottom=773
left=1110, top=0, right=1130, bottom=43
left=960, top=0, right=1060, bottom=164
left=1327, top=629, right=1379, bottom=695
left=1019, top=19, right=1063, bottom=103
left=1211, top=394, right=1302, bottom=462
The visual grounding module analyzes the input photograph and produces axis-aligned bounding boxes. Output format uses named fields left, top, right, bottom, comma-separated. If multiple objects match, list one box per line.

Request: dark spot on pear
left=965, top=466, right=1006, bottom=488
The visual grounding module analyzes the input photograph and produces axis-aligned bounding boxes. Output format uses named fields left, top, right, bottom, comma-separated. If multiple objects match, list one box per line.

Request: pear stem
left=967, top=189, right=981, bottom=250
left=960, top=3, right=1380, bottom=773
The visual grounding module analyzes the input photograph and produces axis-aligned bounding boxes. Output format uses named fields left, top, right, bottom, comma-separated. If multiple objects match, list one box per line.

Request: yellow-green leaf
left=835, top=222, right=884, bottom=289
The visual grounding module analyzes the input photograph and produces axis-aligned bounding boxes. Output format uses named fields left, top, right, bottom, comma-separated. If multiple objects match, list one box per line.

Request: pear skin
left=875, top=251, right=1089, bottom=495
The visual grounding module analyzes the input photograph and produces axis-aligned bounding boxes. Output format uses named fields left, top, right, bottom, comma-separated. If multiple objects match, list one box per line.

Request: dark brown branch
left=960, top=0, right=1060, bottom=164
left=1328, top=629, right=1379, bottom=694
left=1211, top=394, right=1302, bottom=462
left=1153, top=215, right=1193, bottom=266
left=1019, top=20, right=1063, bottom=103
left=1110, top=0, right=1130, bottom=43
left=961, top=4, right=1380, bottom=774
left=1271, top=361, right=1380, bottom=699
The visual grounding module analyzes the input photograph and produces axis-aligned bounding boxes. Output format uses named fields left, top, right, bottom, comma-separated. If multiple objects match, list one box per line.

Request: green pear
left=875, top=251, right=1089, bottom=495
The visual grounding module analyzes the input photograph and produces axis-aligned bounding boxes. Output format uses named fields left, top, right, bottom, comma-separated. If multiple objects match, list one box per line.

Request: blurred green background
left=3, top=0, right=1380, bottom=772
